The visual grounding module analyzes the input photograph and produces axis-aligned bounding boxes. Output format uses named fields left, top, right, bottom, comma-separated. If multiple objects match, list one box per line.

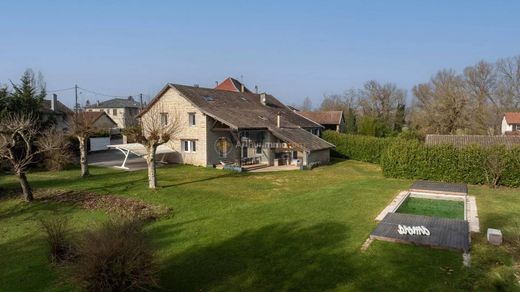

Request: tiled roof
left=80, top=111, right=116, bottom=125
left=298, top=111, right=344, bottom=125
left=270, top=127, right=334, bottom=151
left=85, top=97, right=140, bottom=109
left=425, top=135, right=520, bottom=148
left=171, top=84, right=322, bottom=130
left=41, top=100, right=74, bottom=116
left=215, top=77, right=251, bottom=93
left=139, top=83, right=331, bottom=151
left=504, top=112, right=520, bottom=124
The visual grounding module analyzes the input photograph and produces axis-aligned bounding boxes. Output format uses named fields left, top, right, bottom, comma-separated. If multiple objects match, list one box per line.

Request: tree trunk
left=146, top=145, right=158, bottom=189
left=17, top=171, right=33, bottom=202
left=79, top=137, right=89, bottom=177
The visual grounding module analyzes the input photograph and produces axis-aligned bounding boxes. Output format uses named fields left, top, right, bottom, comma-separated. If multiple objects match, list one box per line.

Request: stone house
left=85, top=96, right=141, bottom=129
left=137, top=83, right=334, bottom=168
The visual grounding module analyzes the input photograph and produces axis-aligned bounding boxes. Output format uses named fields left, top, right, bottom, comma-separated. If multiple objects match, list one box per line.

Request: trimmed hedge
left=322, top=130, right=520, bottom=187
left=322, top=131, right=395, bottom=164
left=380, top=140, right=520, bottom=187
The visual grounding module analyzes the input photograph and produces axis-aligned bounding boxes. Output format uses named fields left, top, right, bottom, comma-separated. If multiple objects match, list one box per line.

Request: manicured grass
left=397, top=197, right=465, bottom=220
left=0, top=160, right=519, bottom=291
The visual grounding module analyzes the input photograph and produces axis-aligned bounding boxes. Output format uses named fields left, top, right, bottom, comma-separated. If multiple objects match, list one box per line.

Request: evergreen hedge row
left=322, top=130, right=520, bottom=187
left=322, top=131, right=395, bottom=164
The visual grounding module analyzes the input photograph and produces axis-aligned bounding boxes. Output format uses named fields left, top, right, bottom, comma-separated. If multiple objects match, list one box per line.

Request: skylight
left=203, top=96, right=214, bottom=101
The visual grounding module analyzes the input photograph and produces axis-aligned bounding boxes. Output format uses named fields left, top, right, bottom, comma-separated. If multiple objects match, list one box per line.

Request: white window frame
left=181, top=140, right=197, bottom=153
left=160, top=113, right=169, bottom=126
left=513, top=124, right=520, bottom=131
left=188, top=113, right=196, bottom=127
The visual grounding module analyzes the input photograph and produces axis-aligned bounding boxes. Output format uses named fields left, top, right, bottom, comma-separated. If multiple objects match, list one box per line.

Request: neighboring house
left=215, top=77, right=252, bottom=93
left=81, top=111, right=118, bottom=132
left=41, top=94, right=74, bottom=131
left=78, top=112, right=118, bottom=152
left=85, top=96, right=141, bottom=129
left=425, top=134, right=520, bottom=148
left=501, top=112, right=520, bottom=135
left=137, top=83, right=333, bottom=168
left=297, top=111, right=345, bottom=133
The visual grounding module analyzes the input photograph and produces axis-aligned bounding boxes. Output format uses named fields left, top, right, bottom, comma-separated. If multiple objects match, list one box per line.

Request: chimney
left=51, top=94, right=57, bottom=111
left=277, top=112, right=281, bottom=128
left=240, top=83, right=245, bottom=92
left=254, top=85, right=258, bottom=94
left=96, top=100, right=100, bottom=107
left=128, top=96, right=134, bottom=101
left=139, top=93, right=143, bottom=109
left=194, top=84, right=199, bottom=88
left=260, top=93, right=267, bottom=106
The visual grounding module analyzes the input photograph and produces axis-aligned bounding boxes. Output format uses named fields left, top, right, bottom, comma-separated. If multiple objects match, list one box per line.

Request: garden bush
left=323, top=130, right=520, bottom=187
left=381, top=140, right=520, bottom=188
left=40, top=217, right=72, bottom=264
left=322, top=131, right=394, bottom=164
left=65, top=220, right=158, bottom=291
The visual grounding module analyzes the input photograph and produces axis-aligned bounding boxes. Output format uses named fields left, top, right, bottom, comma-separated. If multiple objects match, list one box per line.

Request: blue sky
left=1, top=0, right=519, bottom=108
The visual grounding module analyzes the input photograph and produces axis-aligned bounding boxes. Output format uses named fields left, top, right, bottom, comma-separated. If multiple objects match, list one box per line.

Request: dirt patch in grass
left=36, top=189, right=171, bottom=220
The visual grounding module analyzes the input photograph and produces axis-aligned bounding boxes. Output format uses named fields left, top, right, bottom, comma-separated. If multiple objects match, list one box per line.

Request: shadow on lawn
left=152, top=221, right=354, bottom=291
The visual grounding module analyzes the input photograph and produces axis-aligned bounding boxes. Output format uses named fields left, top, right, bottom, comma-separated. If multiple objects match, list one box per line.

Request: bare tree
left=412, top=70, right=469, bottom=134
left=495, top=56, right=520, bottom=109
left=464, top=61, right=498, bottom=134
left=301, top=97, right=313, bottom=111
left=70, top=113, right=96, bottom=177
left=358, top=80, right=406, bottom=130
left=128, top=107, right=181, bottom=189
left=0, top=114, right=64, bottom=201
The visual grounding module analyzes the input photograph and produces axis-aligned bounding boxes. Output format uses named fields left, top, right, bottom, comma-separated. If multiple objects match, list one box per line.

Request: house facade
left=85, top=96, right=141, bottom=129
left=501, top=112, right=520, bottom=135
left=138, top=83, right=333, bottom=168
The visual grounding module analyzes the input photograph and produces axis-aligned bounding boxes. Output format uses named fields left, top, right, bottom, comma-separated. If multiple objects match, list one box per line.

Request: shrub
left=380, top=140, right=520, bottom=188
left=40, top=217, right=72, bottom=264
left=322, top=131, right=394, bottom=164
left=324, top=130, right=520, bottom=187
left=65, top=220, right=158, bottom=291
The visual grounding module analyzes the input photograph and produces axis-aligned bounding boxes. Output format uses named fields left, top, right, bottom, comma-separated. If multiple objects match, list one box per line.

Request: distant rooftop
left=85, top=96, right=141, bottom=108
left=298, top=111, right=344, bottom=125
left=215, top=77, right=252, bottom=93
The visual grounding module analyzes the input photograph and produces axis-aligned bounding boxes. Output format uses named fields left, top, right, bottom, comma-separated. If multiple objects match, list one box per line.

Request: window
left=161, top=113, right=168, bottom=126
left=256, top=146, right=262, bottom=154
left=514, top=124, right=520, bottom=131
left=112, top=109, right=117, bottom=116
left=188, top=113, right=196, bottom=126
left=293, top=151, right=298, bottom=159
left=181, top=140, right=197, bottom=153
left=242, top=146, right=248, bottom=158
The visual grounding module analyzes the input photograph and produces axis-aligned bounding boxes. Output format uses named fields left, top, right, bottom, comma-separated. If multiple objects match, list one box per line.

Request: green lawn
left=0, top=160, right=519, bottom=291
left=397, top=197, right=465, bottom=220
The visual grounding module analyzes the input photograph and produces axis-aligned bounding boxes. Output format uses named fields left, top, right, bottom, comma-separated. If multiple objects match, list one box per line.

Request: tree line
left=301, top=55, right=520, bottom=137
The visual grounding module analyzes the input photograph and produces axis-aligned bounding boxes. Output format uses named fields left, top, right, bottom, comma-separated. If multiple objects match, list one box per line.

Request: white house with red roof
left=502, top=112, right=520, bottom=135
